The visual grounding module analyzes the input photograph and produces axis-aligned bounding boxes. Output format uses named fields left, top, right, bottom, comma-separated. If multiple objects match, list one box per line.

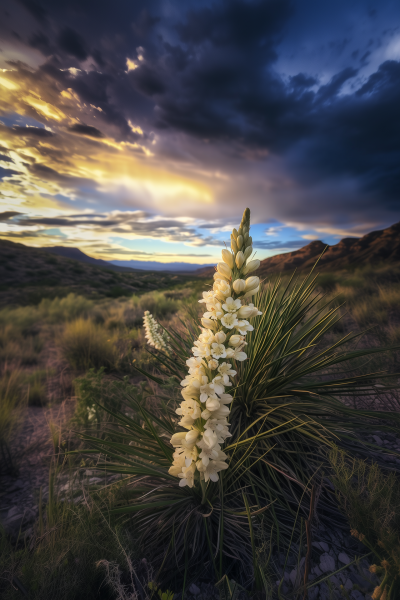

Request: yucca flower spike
left=143, top=311, right=171, bottom=354
left=169, top=208, right=262, bottom=487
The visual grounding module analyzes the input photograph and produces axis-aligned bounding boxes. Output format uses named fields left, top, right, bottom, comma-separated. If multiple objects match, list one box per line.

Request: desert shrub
left=39, top=293, right=94, bottom=323
left=60, top=319, right=117, bottom=371
left=316, top=272, right=337, bottom=290
left=0, top=306, right=38, bottom=334
left=340, top=274, right=366, bottom=289
left=0, top=482, right=136, bottom=600
left=73, top=368, right=137, bottom=429
left=19, top=335, right=44, bottom=365
left=351, top=298, right=388, bottom=325
left=131, top=291, right=179, bottom=320
left=377, top=285, right=400, bottom=309
left=0, top=370, right=26, bottom=472
left=330, top=449, right=400, bottom=600
left=24, top=370, right=49, bottom=406
left=0, top=325, right=43, bottom=366
left=387, top=325, right=400, bottom=344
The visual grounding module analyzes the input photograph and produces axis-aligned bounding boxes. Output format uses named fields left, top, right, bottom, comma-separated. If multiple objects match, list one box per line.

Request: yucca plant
left=78, top=209, right=400, bottom=589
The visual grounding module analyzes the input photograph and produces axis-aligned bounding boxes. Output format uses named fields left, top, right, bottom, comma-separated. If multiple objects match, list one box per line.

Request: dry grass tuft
left=60, top=318, right=117, bottom=371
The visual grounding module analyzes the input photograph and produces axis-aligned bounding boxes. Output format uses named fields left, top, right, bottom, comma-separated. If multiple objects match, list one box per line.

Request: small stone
left=7, top=506, right=21, bottom=519
left=372, top=435, right=383, bottom=445
left=338, top=552, right=351, bottom=565
left=308, top=587, right=319, bottom=600
left=351, top=590, right=365, bottom=600
left=312, top=541, right=329, bottom=552
left=88, top=477, right=103, bottom=484
left=344, top=578, right=353, bottom=591
left=289, top=568, right=298, bottom=586
left=320, top=553, right=335, bottom=573
left=189, top=584, right=200, bottom=595
left=311, top=566, right=322, bottom=576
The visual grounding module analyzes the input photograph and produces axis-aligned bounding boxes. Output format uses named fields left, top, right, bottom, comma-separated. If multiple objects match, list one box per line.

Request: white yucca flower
left=169, top=208, right=262, bottom=487
left=143, top=311, right=171, bottom=354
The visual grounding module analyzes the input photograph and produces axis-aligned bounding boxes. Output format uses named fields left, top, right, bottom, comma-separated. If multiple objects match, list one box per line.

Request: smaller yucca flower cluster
left=169, top=208, right=262, bottom=487
left=143, top=311, right=171, bottom=354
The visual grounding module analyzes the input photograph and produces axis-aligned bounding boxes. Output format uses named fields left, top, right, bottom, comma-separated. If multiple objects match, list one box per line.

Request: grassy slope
left=0, top=239, right=196, bottom=307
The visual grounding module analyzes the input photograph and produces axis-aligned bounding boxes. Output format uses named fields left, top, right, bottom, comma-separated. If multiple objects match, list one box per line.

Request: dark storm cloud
left=2, top=0, right=400, bottom=228
left=27, top=163, right=96, bottom=188
left=0, top=154, right=14, bottom=163
left=0, top=167, right=20, bottom=179
left=15, top=212, right=223, bottom=245
left=0, top=211, right=22, bottom=221
left=289, top=73, right=318, bottom=88
left=57, top=28, right=88, bottom=61
left=290, top=61, right=400, bottom=201
left=68, top=124, right=105, bottom=138
left=4, top=125, right=55, bottom=138
left=29, top=31, right=53, bottom=56
left=18, top=0, right=48, bottom=23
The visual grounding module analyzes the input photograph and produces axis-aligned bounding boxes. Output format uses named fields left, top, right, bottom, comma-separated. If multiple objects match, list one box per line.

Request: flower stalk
left=143, top=311, right=171, bottom=354
left=169, top=208, right=262, bottom=487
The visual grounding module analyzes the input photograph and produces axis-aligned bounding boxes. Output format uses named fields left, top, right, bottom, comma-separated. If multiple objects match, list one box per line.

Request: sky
left=0, top=0, right=399, bottom=267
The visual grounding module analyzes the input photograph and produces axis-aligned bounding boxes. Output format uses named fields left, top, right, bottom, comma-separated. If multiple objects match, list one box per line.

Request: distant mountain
left=42, top=246, right=213, bottom=273
left=0, top=239, right=196, bottom=306
left=111, top=259, right=214, bottom=272
left=42, top=246, right=139, bottom=273
left=197, top=221, right=400, bottom=277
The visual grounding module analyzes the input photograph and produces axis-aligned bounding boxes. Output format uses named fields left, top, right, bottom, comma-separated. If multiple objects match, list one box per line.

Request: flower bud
left=170, top=432, right=187, bottom=446
left=237, top=235, right=243, bottom=250
left=214, top=272, right=229, bottom=283
left=246, top=236, right=252, bottom=247
left=245, top=276, right=259, bottom=291
left=169, top=464, right=184, bottom=476
left=206, top=397, right=220, bottom=411
left=243, top=259, right=260, bottom=275
left=217, top=262, right=232, bottom=279
left=185, top=429, right=199, bottom=444
left=201, top=318, right=215, bottom=329
left=243, top=232, right=249, bottom=243
left=229, top=334, right=243, bottom=347
left=221, top=249, right=234, bottom=269
left=235, top=251, right=245, bottom=269
left=243, top=246, right=252, bottom=260
left=214, top=331, right=226, bottom=343
left=243, top=286, right=259, bottom=298
left=237, top=305, right=254, bottom=318
left=208, top=359, right=218, bottom=370
left=232, top=279, right=246, bottom=293
left=231, top=235, right=238, bottom=253
left=232, top=228, right=238, bottom=240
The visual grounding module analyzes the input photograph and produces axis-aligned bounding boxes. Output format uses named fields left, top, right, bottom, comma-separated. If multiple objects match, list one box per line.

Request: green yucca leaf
left=78, top=264, right=400, bottom=586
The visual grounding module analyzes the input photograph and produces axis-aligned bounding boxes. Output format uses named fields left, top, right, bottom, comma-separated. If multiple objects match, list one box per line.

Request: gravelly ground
left=1, top=403, right=399, bottom=600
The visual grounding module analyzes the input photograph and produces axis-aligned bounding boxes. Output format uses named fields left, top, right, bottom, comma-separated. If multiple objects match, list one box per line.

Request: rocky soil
left=1, top=404, right=400, bottom=600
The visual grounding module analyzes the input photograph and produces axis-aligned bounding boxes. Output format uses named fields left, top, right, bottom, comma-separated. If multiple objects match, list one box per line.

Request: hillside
left=44, top=246, right=212, bottom=274
left=198, top=221, right=400, bottom=278
left=42, top=246, right=140, bottom=273
left=0, top=239, right=194, bottom=306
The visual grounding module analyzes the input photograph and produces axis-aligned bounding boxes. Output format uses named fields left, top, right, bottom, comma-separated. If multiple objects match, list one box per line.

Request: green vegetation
left=0, top=476, right=137, bottom=600
left=0, top=369, right=26, bottom=473
left=0, top=254, right=400, bottom=599
left=330, top=449, right=400, bottom=600
left=60, top=319, right=118, bottom=371
left=76, top=270, right=400, bottom=589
